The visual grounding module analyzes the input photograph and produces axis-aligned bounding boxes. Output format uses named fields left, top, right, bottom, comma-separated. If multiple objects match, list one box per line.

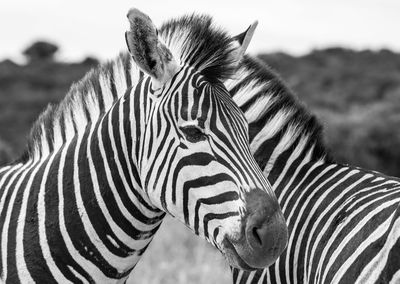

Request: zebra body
left=229, top=57, right=400, bottom=283
left=0, top=10, right=288, bottom=283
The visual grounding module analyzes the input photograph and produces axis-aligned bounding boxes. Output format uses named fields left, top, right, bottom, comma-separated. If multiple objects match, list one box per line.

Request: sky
left=1, top=0, right=399, bottom=62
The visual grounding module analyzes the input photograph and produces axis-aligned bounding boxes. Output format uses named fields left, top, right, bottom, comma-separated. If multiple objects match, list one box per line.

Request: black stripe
left=171, top=153, right=215, bottom=204
left=8, top=164, right=45, bottom=283
left=193, top=190, right=239, bottom=235
left=183, top=173, right=236, bottom=225
left=203, top=212, right=238, bottom=239
left=43, top=146, right=93, bottom=282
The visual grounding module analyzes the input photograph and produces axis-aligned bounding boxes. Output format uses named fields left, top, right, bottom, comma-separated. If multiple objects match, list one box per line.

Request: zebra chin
left=220, top=188, right=288, bottom=270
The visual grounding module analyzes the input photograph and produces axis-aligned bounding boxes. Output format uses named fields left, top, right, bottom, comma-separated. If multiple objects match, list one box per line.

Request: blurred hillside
left=1, top=44, right=399, bottom=175
left=259, top=48, right=400, bottom=176
left=0, top=42, right=99, bottom=162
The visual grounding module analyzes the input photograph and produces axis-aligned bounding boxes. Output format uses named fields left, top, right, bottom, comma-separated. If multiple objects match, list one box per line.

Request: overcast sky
left=1, top=0, right=399, bottom=62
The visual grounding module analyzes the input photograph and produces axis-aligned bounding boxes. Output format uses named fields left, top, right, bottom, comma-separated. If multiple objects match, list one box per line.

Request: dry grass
left=127, top=216, right=231, bottom=284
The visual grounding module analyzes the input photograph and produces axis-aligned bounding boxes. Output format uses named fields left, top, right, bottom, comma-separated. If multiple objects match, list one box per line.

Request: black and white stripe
left=230, top=56, right=400, bottom=284
left=0, top=12, right=287, bottom=283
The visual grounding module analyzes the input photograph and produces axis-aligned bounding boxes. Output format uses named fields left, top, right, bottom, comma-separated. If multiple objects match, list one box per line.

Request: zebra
left=0, top=9, right=289, bottom=283
left=227, top=54, right=400, bottom=283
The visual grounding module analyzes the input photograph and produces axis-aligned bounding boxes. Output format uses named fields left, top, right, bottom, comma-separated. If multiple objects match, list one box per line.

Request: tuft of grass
left=127, top=216, right=231, bottom=284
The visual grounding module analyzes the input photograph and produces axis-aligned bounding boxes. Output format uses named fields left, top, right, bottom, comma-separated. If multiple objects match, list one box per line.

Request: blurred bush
left=259, top=48, right=400, bottom=110
left=0, top=47, right=98, bottom=157
left=259, top=47, right=400, bottom=176
left=23, top=40, right=59, bottom=63
left=0, top=138, right=13, bottom=166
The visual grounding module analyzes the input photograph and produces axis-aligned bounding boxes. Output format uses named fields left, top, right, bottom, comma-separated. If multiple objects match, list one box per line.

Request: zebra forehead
left=159, top=14, right=237, bottom=84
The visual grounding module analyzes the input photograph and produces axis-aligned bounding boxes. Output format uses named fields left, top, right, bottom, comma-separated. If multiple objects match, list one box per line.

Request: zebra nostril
left=252, top=226, right=262, bottom=246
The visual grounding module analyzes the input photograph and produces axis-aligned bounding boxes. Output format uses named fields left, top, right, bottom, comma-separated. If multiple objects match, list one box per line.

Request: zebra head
left=125, top=9, right=288, bottom=270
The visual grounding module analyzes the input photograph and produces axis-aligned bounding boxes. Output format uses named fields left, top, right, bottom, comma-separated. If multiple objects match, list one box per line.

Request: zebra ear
left=231, top=21, right=258, bottom=62
left=125, top=8, right=179, bottom=89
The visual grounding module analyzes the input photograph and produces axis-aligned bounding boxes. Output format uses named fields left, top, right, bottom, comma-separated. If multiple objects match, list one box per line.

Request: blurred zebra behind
left=229, top=55, right=400, bottom=283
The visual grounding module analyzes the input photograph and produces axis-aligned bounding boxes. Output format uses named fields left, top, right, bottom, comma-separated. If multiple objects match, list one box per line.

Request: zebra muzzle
left=224, top=188, right=288, bottom=269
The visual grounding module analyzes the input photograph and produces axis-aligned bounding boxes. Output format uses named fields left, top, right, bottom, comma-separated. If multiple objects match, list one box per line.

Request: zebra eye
left=180, top=125, right=206, bottom=143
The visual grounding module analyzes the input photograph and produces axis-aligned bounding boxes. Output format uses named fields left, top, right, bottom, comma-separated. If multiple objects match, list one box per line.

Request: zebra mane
left=159, top=14, right=237, bottom=83
left=228, top=56, right=333, bottom=168
left=17, top=14, right=238, bottom=163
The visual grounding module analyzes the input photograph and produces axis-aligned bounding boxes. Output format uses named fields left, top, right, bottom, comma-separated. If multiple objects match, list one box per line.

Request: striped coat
left=229, top=56, right=400, bottom=284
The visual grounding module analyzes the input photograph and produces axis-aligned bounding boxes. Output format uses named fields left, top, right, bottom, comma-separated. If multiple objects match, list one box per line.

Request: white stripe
left=285, top=165, right=349, bottom=284
left=303, top=170, right=367, bottom=283
left=345, top=183, right=399, bottom=213
left=245, top=94, right=276, bottom=124
left=1, top=161, right=34, bottom=281
left=282, top=162, right=333, bottom=214
left=390, top=269, right=400, bottom=284
left=236, top=270, right=243, bottom=284
left=14, top=156, right=51, bottom=282
left=317, top=190, right=400, bottom=283
left=57, top=141, right=109, bottom=282
left=87, top=116, right=154, bottom=252
left=356, top=211, right=400, bottom=283
left=0, top=166, right=12, bottom=174
left=98, top=110, right=159, bottom=234
left=107, top=101, right=161, bottom=224
left=35, top=154, right=71, bottom=282
left=271, top=144, right=314, bottom=282
left=340, top=204, right=400, bottom=284
left=0, top=164, right=22, bottom=191
left=251, top=109, right=295, bottom=154
left=99, top=72, right=116, bottom=110
left=328, top=206, right=398, bottom=283
left=117, top=95, right=157, bottom=214
left=225, top=67, right=251, bottom=92
left=113, top=58, right=128, bottom=98
left=273, top=141, right=313, bottom=192
left=257, top=268, right=268, bottom=284
left=73, top=132, right=131, bottom=272
left=233, top=81, right=267, bottom=108
left=311, top=181, right=396, bottom=281
left=265, top=270, right=272, bottom=284
left=245, top=271, right=256, bottom=284
left=68, top=265, right=88, bottom=284
left=264, top=125, right=303, bottom=176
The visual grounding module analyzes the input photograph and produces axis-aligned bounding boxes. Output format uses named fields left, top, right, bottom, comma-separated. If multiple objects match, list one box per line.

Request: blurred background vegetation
left=0, top=41, right=399, bottom=283
left=259, top=48, right=400, bottom=176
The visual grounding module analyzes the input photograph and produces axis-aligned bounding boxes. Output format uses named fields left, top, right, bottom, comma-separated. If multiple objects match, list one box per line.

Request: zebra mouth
left=221, top=237, right=254, bottom=270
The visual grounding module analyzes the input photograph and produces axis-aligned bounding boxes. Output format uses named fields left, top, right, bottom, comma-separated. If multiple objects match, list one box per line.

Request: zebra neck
left=63, top=92, right=167, bottom=273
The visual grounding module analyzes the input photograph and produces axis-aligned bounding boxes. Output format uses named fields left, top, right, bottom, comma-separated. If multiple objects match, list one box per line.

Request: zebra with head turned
left=0, top=9, right=288, bottom=283
left=227, top=52, right=400, bottom=283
